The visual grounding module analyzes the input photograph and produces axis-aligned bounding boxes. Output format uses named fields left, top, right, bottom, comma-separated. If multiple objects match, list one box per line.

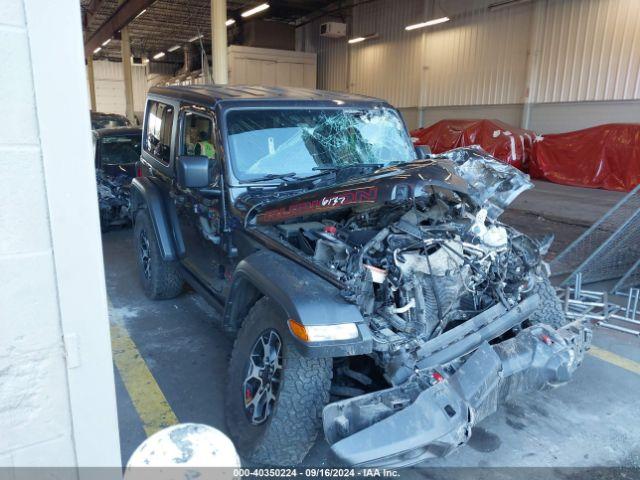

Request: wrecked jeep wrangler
left=131, top=86, right=592, bottom=467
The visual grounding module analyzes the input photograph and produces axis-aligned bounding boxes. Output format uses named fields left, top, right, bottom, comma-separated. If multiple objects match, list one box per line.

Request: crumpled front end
left=323, top=316, right=592, bottom=468
left=97, top=169, right=132, bottom=227
left=257, top=146, right=589, bottom=467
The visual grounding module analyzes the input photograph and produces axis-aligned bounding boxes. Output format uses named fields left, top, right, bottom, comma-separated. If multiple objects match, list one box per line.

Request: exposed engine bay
left=273, top=186, right=548, bottom=384
left=96, top=169, right=132, bottom=229
left=249, top=148, right=591, bottom=466
left=261, top=148, right=549, bottom=385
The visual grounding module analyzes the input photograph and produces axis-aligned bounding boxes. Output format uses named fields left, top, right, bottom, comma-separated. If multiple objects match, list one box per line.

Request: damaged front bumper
left=323, top=318, right=592, bottom=468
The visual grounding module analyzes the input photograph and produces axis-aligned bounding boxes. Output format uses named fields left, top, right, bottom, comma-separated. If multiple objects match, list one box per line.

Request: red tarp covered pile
left=411, top=119, right=640, bottom=191
left=530, top=123, right=640, bottom=192
left=411, top=119, right=536, bottom=171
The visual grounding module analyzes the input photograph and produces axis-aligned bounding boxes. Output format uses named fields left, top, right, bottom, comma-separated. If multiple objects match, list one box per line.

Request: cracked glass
left=226, top=108, right=415, bottom=182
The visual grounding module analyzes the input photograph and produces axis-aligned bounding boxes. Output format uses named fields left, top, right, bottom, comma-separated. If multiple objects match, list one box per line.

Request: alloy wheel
left=242, top=329, right=283, bottom=425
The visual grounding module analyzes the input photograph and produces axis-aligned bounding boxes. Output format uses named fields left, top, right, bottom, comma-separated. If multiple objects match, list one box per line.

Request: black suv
left=132, top=85, right=591, bottom=467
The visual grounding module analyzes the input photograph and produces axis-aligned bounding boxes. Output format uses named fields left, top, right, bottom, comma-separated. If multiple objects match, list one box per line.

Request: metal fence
left=614, top=258, right=640, bottom=293
left=550, top=184, right=640, bottom=288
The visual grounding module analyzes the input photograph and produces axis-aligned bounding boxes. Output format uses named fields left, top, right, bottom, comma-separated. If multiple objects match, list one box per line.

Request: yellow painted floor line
left=109, top=305, right=179, bottom=436
left=588, top=346, right=640, bottom=376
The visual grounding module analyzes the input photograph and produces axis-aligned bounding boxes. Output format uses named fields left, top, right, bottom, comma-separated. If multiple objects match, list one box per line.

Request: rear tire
left=529, top=275, right=567, bottom=328
left=225, top=298, right=332, bottom=465
left=134, top=209, right=183, bottom=300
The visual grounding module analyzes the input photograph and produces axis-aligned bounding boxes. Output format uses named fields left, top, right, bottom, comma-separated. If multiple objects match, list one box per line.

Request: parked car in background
left=91, top=111, right=133, bottom=130
left=93, top=127, right=141, bottom=230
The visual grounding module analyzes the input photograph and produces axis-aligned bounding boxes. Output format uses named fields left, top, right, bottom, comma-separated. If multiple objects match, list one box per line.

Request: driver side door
left=175, top=109, right=226, bottom=293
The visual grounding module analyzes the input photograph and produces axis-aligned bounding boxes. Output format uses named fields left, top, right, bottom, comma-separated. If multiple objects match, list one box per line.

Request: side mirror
left=415, top=145, right=431, bottom=159
left=176, top=155, right=214, bottom=189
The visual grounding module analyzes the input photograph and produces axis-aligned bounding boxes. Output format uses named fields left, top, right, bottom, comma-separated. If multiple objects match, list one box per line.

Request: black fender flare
left=130, top=177, right=185, bottom=261
left=223, top=249, right=373, bottom=358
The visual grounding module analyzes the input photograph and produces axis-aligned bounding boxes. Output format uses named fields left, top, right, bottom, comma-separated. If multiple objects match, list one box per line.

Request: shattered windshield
left=226, top=108, right=415, bottom=182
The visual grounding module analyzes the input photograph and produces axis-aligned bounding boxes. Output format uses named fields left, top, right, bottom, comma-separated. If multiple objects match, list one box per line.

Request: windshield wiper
left=243, top=172, right=298, bottom=183
left=312, top=163, right=384, bottom=172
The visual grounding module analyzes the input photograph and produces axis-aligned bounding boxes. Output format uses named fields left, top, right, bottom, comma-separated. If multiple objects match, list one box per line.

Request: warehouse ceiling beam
left=83, top=0, right=106, bottom=28
left=84, top=0, right=157, bottom=57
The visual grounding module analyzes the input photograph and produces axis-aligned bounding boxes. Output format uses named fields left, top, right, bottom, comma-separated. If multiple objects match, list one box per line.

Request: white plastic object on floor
left=125, top=423, right=241, bottom=479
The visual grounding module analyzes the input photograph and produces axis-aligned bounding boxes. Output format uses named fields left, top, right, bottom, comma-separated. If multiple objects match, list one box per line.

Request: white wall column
left=121, top=25, right=135, bottom=122
left=1, top=0, right=121, bottom=471
left=211, top=0, right=228, bottom=84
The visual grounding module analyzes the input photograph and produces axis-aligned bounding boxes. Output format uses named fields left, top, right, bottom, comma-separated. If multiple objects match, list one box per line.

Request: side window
left=144, top=100, right=174, bottom=164
left=181, top=112, right=216, bottom=159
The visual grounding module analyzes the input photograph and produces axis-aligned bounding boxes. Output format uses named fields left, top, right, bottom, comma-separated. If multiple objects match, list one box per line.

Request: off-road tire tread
left=134, top=209, right=183, bottom=300
left=529, top=275, right=567, bottom=328
left=226, top=297, right=332, bottom=466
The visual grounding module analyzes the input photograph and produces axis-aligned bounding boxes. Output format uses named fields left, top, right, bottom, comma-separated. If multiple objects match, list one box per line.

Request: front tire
left=133, top=209, right=183, bottom=300
left=529, top=275, right=567, bottom=328
left=225, top=298, right=332, bottom=465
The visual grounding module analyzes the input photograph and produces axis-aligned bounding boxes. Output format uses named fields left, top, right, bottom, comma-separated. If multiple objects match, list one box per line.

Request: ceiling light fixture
left=241, top=2, right=269, bottom=18
left=348, top=33, right=378, bottom=45
left=93, top=47, right=102, bottom=54
left=153, top=51, right=165, bottom=60
left=405, top=16, right=450, bottom=31
left=226, top=18, right=236, bottom=26
left=189, top=34, right=203, bottom=42
left=167, top=45, right=181, bottom=52
left=135, top=9, right=146, bottom=20
left=101, top=38, right=111, bottom=46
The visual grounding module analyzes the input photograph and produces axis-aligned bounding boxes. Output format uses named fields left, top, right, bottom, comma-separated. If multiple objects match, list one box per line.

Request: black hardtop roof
left=148, top=84, right=387, bottom=107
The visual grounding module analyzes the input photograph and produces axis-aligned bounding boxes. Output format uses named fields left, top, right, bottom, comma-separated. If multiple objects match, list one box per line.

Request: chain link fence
left=550, top=185, right=640, bottom=288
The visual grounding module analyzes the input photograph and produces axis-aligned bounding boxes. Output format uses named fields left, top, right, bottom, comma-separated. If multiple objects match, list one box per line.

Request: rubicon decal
left=258, top=186, right=378, bottom=223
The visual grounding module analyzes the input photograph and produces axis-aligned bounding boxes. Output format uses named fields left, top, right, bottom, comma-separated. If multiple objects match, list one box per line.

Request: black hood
left=252, top=158, right=470, bottom=224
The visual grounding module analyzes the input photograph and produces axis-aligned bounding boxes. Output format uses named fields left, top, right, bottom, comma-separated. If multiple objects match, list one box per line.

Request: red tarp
left=530, top=123, right=640, bottom=192
left=411, top=119, right=536, bottom=171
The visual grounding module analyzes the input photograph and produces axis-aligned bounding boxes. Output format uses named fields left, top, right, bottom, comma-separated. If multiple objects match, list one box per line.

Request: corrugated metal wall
left=89, top=60, right=148, bottom=115
left=531, top=0, right=640, bottom=102
left=421, top=2, right=532, bottom=106
left=228, top=46, right=317, bottom=88
left=349, top=0, right=424, bottom=107
left=296, top=16, right=349, bottom=92
left=301, top=0, right=640, bottom=109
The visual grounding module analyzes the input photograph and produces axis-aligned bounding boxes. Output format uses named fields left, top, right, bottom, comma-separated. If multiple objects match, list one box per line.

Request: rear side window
left=144, top=100, right=174, bottom=164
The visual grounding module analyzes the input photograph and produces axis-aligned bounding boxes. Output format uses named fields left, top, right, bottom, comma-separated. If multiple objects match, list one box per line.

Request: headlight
left=288, top=319, right=359, bottom=342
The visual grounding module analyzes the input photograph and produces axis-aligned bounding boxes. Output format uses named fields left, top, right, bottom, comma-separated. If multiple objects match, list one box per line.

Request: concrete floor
left=104, top=181, right=639, bottom=472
